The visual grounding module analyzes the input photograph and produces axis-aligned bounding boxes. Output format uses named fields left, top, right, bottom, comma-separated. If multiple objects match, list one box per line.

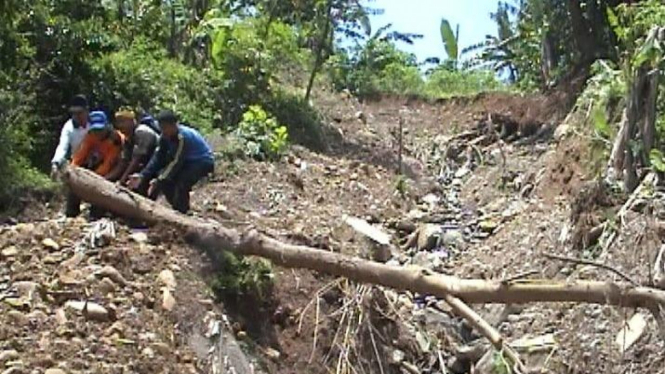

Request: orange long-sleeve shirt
left=72, top=131, right=125, bottom=176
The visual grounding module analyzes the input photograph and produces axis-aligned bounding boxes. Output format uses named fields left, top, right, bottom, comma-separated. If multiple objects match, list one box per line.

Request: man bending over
left=130, top=110, right=214, bottom=214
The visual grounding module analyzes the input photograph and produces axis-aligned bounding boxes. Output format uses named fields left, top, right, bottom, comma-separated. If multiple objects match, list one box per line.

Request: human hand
left=127, top=174, right=142, bottom=189
left=50, top=163, right=60, bottom=181
left=147, top=179, right=157, bottom=197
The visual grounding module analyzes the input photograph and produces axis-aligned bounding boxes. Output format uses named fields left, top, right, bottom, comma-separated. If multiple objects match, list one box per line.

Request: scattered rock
left=44, top=369, right=67, bottom=374
left=54, top=308, right=68, bottom=325
left=441, top=229, right=464, bottom=247
left=13, top=281, right=40, bottom=302
left=65, top=301, right=110, bottom=322
left=60, top=252, right=85, bottom=269
left=95, top=266, right=129, bottom=287
left=158, top=270, right=177, bottom=290
left=1, top=246, right=18, bottom=258
left=27, top=310, right=48, bottom=324
left=389, top=349, right=405, bottom=365
left=129, top=231, right=149, bottom=243
left=7, top=311, right=29, bottom=326
left=479, top=219, right=499, bottom=233
left=421, top=193, right=440, bottom=207
left=41, top=238, right=60, bottom=251
left=1, top=367, right=24, bottom=374
left=416, top=224, right=442, bottom=251
left=98, top=277, right=117, bottom=294
left=151, top=342, right=171, bottom=355
left=162, top=288, right=176, bottom=311
left=616, top=313, right=647, bottom=353
left=141, top=347, right=155, bottom=359
left=263, top=347, right=281, bottom=361
left=0, top=350, right=19, bottom=365
left=554, top=123, right=571, bottom=140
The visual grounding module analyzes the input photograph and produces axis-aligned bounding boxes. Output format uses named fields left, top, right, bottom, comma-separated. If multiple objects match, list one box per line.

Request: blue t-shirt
left=141, top=124, right=214, bottom=181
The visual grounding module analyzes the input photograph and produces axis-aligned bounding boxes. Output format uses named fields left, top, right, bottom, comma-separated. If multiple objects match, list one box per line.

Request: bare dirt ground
left=2, top=85, right=665, bottom=374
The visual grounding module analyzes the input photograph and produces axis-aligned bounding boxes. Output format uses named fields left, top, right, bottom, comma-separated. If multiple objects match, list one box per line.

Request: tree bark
left=567, top=0, right=596, bottom=64
left=62, top=165, right=665, bottom=311
left=304, top=0, right=332, bottom=102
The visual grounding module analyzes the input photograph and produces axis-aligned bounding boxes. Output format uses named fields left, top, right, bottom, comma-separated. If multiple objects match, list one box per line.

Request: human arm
left=156, top=132, right=186, bottom=183
left=119, top=157, right=141, bottom=185
left=106, top=158, right=128, bottom=182
left=139, top=137, right=168, bottom=181
left=51, top=121, right=73, bottom=167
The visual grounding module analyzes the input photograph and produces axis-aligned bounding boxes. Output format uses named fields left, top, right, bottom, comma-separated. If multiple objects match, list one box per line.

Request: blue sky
left=366, top=0, right=500, bottom=62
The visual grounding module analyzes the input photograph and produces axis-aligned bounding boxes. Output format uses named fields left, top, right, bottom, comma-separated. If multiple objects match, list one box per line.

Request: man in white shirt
left=50, top=94, right=90, bottom=217
left=50, top=94, right=90, bottom=178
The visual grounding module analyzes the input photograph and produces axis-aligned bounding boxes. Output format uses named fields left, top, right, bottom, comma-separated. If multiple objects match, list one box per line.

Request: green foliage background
left=2, top=0, right=660, bottom=210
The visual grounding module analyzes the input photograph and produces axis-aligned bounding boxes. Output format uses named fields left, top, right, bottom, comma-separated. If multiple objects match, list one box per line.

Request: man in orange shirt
left=68, top=111, right=125, bottom=218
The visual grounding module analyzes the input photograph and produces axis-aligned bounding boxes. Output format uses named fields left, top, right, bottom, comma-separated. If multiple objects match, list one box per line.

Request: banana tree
left=440, top=17, right=460, bottom=69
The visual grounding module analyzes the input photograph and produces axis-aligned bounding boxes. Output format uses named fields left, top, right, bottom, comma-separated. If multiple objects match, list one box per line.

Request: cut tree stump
left=62, top=165, right=665, bottom=312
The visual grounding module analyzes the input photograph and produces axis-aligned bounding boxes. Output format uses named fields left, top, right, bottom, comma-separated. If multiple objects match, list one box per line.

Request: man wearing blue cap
left=67, top=110, right=125, bottom=218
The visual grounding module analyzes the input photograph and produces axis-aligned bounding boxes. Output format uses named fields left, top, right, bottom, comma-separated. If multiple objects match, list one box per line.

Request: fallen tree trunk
left=63, top=165, right=665, bottom=310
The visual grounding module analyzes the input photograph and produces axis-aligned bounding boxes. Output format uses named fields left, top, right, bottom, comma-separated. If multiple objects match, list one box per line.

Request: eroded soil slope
left=2, top=88, right=664, bottom=374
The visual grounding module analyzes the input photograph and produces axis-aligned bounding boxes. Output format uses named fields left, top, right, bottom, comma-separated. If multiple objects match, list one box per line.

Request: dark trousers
left=65, top=158, right=105, bottom=219
left=158, top=162, right=213, bottom=214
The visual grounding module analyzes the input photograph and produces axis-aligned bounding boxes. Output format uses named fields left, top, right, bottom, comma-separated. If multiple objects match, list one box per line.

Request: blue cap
left=89, top=111, right=108, bottom=131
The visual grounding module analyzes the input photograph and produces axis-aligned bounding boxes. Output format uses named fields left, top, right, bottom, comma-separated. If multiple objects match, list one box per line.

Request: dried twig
left=308, top=295, right=321, bottom=363
left=443, top=294, right=527, bottom=374
left=544, top=253, right=640, bottom=287
left=367, top=321, right=385, bottom=374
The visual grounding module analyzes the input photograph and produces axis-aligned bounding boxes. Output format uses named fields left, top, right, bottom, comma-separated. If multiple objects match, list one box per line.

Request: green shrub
left=236, top=105, right=289, bottom=160
left=264, top=90, right=326, bottom=151
left=210, top=251, right=274, bottom=301
left=91, top=39, right=221, bottom=133
left=0, top=86, right=53, bottom=208
left=375, top=62, right=425, bottom=96
left=208, top=16, right=310, bottom=127
left=424, top=68, right=503, bottom=98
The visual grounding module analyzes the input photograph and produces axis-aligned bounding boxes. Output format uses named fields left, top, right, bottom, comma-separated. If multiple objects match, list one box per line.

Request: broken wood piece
left=443, top=295, right=527, bottom=374
left=616, top=313, right=647, bottom=354
left=653, top=244, right=665, bottom=289
left=344, top=215, right=391, bottom=246
left=62, top=166, right=665, bottom=312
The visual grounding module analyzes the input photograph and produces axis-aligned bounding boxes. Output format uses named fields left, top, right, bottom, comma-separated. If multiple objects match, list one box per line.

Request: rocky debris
left=41, top=238, right=60, bottom=251
left=44, top=369, right=67, bottom=374
left=94, top=266, right=129, bottom=287
left=158, top=269, right=177, bottom=289
left=65, top=300, right=110, bottom=321
left=1, top=246, right=18, bottom=258
left=0, top=350, right=19, bottom=364
left=162, top=288, right=176, bottom=311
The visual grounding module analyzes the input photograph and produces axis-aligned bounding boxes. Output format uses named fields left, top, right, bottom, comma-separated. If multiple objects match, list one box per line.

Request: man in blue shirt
left=129, top=110, right=214, bottom=214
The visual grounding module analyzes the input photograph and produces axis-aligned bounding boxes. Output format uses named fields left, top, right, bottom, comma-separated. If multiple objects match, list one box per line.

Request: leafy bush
left=264, top=90, right=326, bottom=151
left=210, top=251, right=274, bottom=301
left=91, top=39, right=221, bottom=133
left=328, top=39, right=420, bottom=98
left=236, top=105, right=289, bottom=160
left=207, top=15, right=310, bottom=127
left=374, top=62, right=425, bottom=96
left=424, top=68, right=503, bottom=98
left=0, top=87, right=53, bottom=208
